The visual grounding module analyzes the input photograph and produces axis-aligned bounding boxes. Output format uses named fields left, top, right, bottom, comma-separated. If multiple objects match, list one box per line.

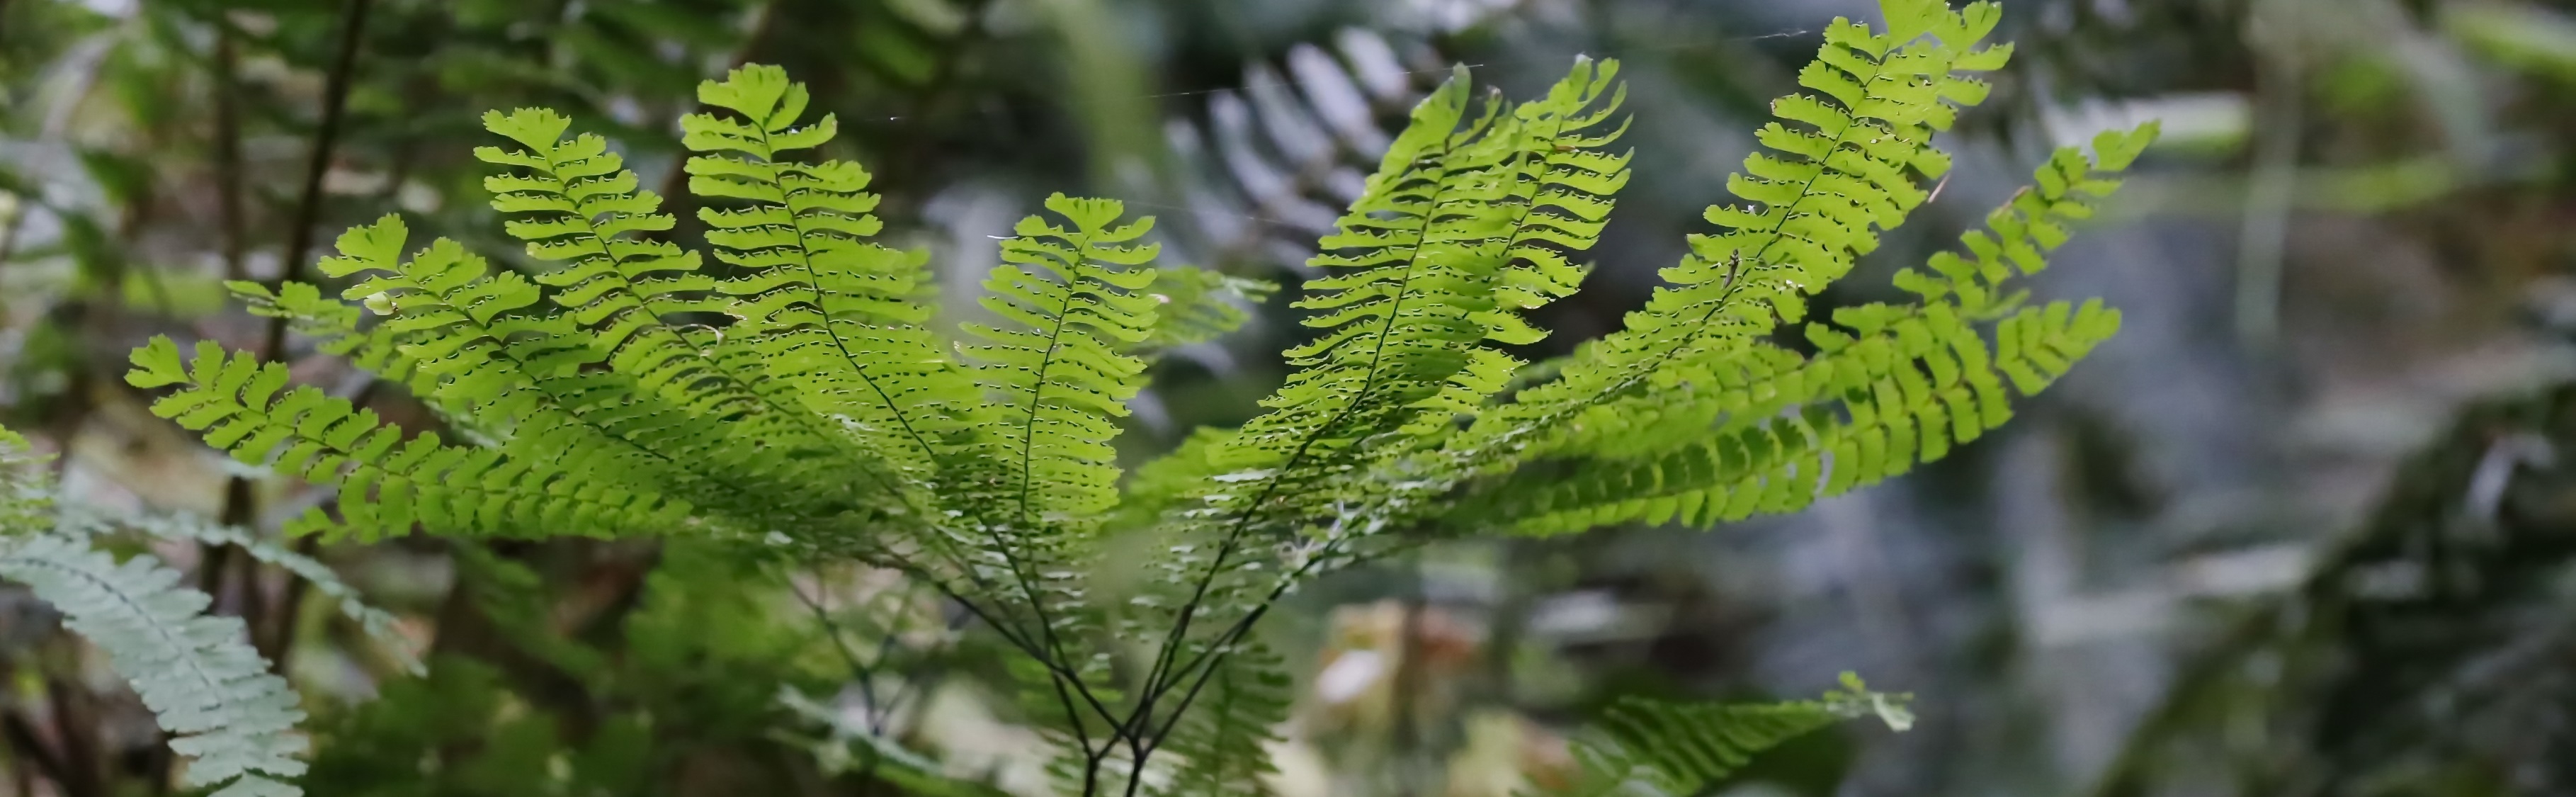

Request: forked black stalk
left=1114, top=128, right=1473, bottom=793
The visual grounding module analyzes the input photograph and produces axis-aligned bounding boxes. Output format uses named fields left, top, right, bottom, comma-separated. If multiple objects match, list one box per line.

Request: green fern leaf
left=682, top=64, right=980, bottom=485
left=125, top=336, right=684, bottom=540
left=1451, top=0, right=2014, bottom=480
left=317, top=215, right=780, bottom=518
left=959, top=194, right=1165, bottom=531
left=475, top=108, right=888, bottom=511
left=1085, top=62, right=1640, bottom=755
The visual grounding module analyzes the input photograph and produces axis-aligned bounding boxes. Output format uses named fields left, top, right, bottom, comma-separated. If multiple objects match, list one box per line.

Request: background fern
left=0, top=430, right=309, bottom=797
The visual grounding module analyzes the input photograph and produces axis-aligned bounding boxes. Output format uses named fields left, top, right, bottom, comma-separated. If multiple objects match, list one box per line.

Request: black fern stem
left=223, top=0, right=373, bottom=672
left=195, top=6, right=249, bottom=617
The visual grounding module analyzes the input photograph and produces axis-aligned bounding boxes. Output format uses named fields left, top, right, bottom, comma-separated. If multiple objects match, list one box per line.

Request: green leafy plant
left=117, top=0, right=2156, bottom=793
left=0, top=429, right=410, bottom=797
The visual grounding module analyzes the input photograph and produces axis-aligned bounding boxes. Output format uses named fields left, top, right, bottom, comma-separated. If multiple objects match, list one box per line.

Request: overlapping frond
left=683, top=64, right=977, bottom=484
left=319, top=216, right=778, bottom=514
left=125, top=337, right=682, bottom=540
left=476, top=108, right=884, bottom=511
left=1135, top=266, right=1276, bottom=355
left=1538, top=674, right=1912, bottom=797
left=1471, top=124, right=2157, bottom=535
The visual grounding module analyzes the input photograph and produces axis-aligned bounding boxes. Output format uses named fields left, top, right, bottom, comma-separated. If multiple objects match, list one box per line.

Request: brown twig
left=194, top=8, right=251, bottom=629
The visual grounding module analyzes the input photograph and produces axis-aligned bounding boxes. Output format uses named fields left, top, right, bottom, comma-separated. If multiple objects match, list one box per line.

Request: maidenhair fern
left=123, top=0, right=2157, bottom=792
left=0, top=429, right=312, bottom=797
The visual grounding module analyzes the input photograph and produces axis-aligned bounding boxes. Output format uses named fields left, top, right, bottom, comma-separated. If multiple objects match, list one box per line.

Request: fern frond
left=1453, top=0, right=2012, bottom=477
left=1235, top=55, right=1628, bottom=469
left=0, top=536, right=308, bottom=797
left=960, top=195, right=1164, bottom=532
left=682, top=64, right=979, bottom=482
left=1540, top=673, right=1911, bottom=797
left=937, top=195, right=1169, bottom=682
left=0, top=433, right=307, bottom=796
left=1116, top=60, right=1635, bottom=711
left=60, top=505, right=424, bottom=675
left=1472, top=123, right=2157, bottom=535
left=125, top=336, right=684, bottom=541
left=317, top=216, right=793, bottom=521
left=475, top=108, right=887, bottom=511
left=1136, top=266, right=1275, bottom=355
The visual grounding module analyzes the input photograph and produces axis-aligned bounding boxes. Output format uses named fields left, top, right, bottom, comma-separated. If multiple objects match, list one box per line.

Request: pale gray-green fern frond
left=57, top=505, right=423, bottom=675
left=0, top=431, right=307, bottom=797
